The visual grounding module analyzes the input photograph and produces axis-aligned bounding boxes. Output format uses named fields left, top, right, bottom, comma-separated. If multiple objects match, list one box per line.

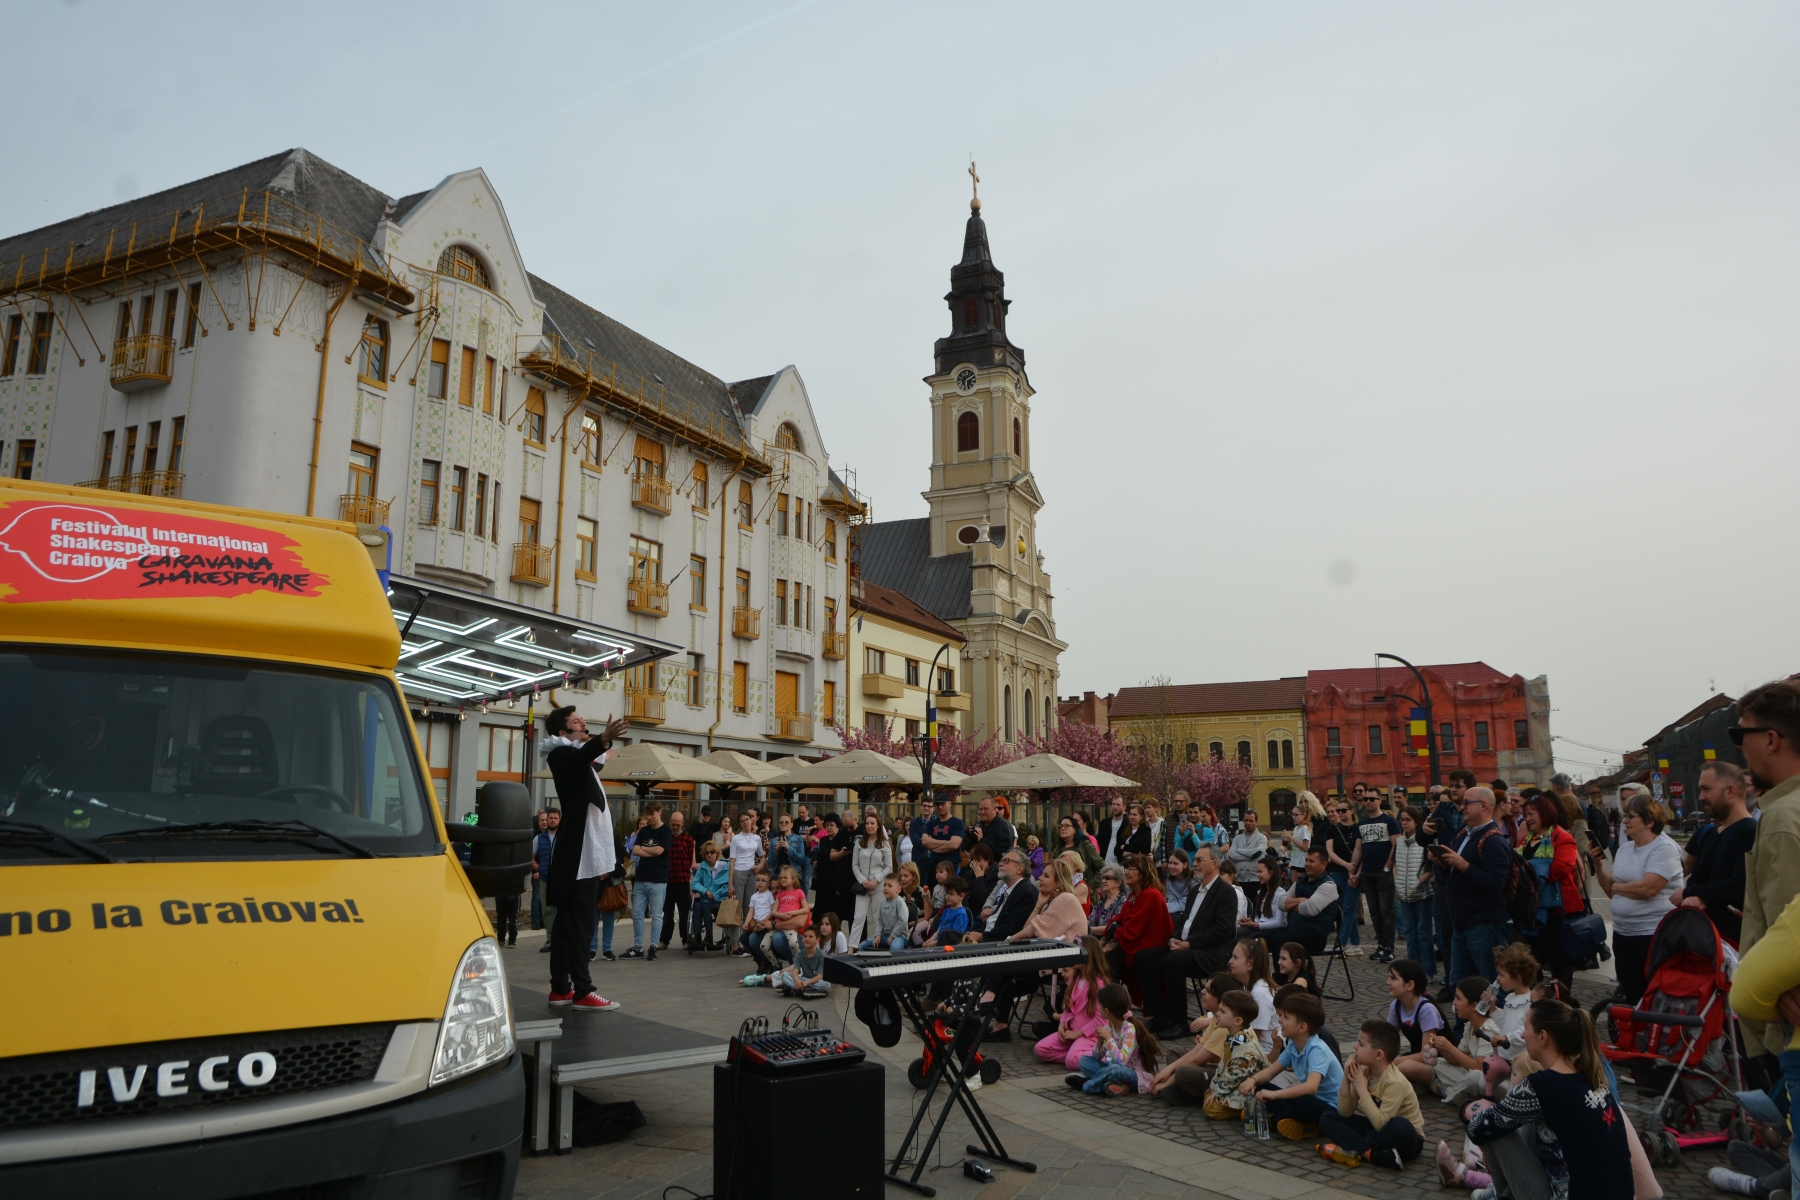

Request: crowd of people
left=514, top=680, right=1800, bottom=1199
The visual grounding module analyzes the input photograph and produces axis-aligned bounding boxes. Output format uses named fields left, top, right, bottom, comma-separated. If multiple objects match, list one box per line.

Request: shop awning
left=386, top=574, right=677, bottom=708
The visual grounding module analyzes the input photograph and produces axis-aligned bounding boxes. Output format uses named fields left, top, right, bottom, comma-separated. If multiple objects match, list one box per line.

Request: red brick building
left=1302, top=662, right=1553, bottom=800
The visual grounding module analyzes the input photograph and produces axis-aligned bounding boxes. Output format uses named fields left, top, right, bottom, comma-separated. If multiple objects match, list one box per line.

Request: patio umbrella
left=597, top=743, right=745, bottom=798
left=956, top=753, right=1136, bottom=839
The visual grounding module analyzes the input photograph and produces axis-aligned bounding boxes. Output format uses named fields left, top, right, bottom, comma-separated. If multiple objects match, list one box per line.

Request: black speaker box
left=712, top=1060, right=885, bottom=1199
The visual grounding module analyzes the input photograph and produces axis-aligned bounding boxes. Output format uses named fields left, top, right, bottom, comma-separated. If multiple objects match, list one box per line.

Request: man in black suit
left=1134, top=844, right=1239, bottom=1040
left=542, top=705, right=628, bottom=1011
left=973, top=849, right=1042, bottom=1040
left=1094, top=795, right=1131, bottom=867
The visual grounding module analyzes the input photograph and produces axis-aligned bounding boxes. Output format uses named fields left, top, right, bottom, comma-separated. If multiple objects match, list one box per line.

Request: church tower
left=918, top=172, right=1065, bottom=743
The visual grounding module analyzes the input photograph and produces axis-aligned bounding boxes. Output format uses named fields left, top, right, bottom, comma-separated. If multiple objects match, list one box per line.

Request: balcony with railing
left=338, top=494, right=391, bottom=525
left=77, top=470, right=184, bottom=498
left=631, top=471, right=672, bottom=515
left=821, top=630, right=847, bottom=660
left=771, top=712, right=813, bottom=743
left=110, top=335, right=175, bottom=392
left=733, top=606, right=762, bottom=639
left=627, top=577, right=670, bottom=617
left=511, top=542, right=552, bottom=586
left=625, top=685, right=666, bottom=725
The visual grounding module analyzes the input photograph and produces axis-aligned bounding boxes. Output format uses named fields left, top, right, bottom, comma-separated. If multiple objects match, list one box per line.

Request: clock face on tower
left=955, top=368, right=977, bottom=394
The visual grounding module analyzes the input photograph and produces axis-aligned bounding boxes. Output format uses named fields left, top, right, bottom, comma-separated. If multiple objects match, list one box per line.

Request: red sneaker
left=548, top=990, right=574, bottom=1005
left=572, top=993, right=620, bottom=1011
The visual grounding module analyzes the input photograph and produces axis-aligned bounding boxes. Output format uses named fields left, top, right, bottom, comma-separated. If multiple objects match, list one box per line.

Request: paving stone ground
left=505, top=894, right=1729, bottom=1200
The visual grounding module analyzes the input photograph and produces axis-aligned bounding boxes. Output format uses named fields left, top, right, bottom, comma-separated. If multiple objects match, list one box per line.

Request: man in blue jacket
left=1434, top=785, right=1513, bottom=985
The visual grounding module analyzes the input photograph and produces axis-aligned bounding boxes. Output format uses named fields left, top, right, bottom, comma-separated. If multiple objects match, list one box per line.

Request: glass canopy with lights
left=386, top=575, right=677, bottom=709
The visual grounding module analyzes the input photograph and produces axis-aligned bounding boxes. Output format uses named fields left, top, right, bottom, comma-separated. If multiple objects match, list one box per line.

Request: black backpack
left=1475, top=828, right=1541, bottom=927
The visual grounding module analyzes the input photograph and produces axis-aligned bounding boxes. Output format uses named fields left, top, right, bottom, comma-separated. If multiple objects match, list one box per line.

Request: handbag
left=716, top=896, right=744, bottom=928
left=597, top=882, right=630, bottom=913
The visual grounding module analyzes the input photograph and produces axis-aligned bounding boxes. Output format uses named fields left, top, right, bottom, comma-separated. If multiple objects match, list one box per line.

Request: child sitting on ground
left=1384, top=958, right=1448, bottom=1089
left=1241, top=992, right=1344, bottom=1141
left=860, top=873, right=910, bottom=952
left=1066, top=983, right=1159, bottom=1096
left=925, top=877, right=970, bottom=945
left=1317, top=1020, right=1427, bottom=1170
left=1483, top=944, right=1537, bottom=1088
left=1272, top=983, right=1341, bottom=1063
left=762, top=925, right=830, bottom=997
left=1203, top=990, right=1269, bottom=1120
left=1149, top=972, right=1236, bottom=1103
left=1424, top=977, right=1506, bottom=1105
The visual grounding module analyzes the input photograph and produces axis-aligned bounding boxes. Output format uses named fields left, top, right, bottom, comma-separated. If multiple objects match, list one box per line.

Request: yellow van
left=0, top=479, right=521, bottom=1197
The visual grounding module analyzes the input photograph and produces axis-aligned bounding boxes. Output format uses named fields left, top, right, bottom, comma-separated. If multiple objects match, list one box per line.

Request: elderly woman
left=1589, top=794, right=1683, bottom=1004
left=1087, top=864, right=1128, bottom=934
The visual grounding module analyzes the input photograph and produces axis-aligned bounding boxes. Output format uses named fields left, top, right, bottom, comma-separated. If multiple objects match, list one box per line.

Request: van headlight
left=430, top=937, right=514, bottom=1085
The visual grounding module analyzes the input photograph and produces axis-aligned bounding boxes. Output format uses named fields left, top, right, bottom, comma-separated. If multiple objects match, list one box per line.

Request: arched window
left=774, top=422, right=803, bottom=452
left=1003, top=685, right=1013, bottom=742
left=956, top=411, right=979, bottom=453
left=1209, top=741, right=1223, bottom=762
left=1185, top=742, right=1199, bottom=763
left=1044, top=696, right=1052, bottom=732
left=437, top=245, right=492, bottom=291
left=1236, top=740, right=1252, bottom=767
left=1012, top=417, right=1021, bottom=456
left=1023, top=690, right=1034, bottom=737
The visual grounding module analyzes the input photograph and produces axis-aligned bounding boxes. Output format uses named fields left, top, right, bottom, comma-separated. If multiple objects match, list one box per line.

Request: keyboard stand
left=885, top=986, right=1036, bottom=1197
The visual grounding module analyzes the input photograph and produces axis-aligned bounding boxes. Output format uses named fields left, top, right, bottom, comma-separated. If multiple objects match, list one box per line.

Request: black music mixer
left=727, top=1026, right=866, bottom=1075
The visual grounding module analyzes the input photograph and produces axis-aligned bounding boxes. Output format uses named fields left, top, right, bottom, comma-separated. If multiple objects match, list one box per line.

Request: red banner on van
left=0, top=500, right=327, bottom=603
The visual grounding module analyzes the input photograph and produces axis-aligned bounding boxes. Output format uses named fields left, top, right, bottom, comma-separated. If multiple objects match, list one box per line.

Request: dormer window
left=437, top=245, right=492, bottom=291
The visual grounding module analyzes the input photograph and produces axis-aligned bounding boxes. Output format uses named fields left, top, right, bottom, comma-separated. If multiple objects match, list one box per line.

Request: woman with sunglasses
left=1588, top=793, right=1683, bottom=1004
left=1322, top=798, right=1362, bottom=955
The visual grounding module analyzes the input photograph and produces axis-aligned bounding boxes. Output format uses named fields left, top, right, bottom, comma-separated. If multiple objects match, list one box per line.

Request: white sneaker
left=1342, top=945, right=1364, bottom=956
left=1709, top=1169, right=1760, bottom=1196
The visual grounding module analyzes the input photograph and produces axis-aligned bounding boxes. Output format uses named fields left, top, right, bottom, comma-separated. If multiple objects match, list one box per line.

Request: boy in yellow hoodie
left=1731, top=889, right=1800, bottom=1189
left=1317, top=1019, right=1426, bottom=1170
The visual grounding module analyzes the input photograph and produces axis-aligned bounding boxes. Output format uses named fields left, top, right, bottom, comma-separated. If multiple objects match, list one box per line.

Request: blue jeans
left=742, top=929, right=773, bottom=970
left=692, top=895, right=720, bottom=944
left=1330, top=869, right=1360, bottom=945
left=861, top=935, right=907, bottom=952
left=1449, top=920, right=1509, bottom=983
left=1395, top=897, right=1437, bottom=977
left=530, top=879, right=544, bottom=929
left=589, top=909, right=615, bottom=954
left=796, top=856, right=813, bottom=894
left=1078, top=1053, right=1139, bottom=1095
left=769, top=929, right=799, bottom=964
left=632, top=881, right=667, bottom=949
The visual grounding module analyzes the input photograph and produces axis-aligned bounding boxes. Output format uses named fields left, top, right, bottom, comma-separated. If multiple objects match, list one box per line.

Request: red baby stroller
left=1599, top=906, right=1748, bottom=1168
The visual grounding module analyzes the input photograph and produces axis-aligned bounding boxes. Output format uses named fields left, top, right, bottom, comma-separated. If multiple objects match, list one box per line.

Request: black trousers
left=1316, top=1111, right=1423, bottom=1161
left=1263, top=926, right=1326, bottom=956
left=494, top=893, right=519, bottom=943
left=660, top=884, right=692, bottom=946
left=1134, top=945, right=1224, bottom=1027
left=549, top=877, right=599, bottom=996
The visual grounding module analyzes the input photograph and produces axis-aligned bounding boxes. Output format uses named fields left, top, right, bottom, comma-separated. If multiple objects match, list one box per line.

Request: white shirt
left=747, top=890, right=775, bottom=921
left=983, top=880, right=1013, bottom=932
left=898, top=834, right=913, bottom=865
left=729, top=831, right=763, bottom=872
left=1611, top=832, right=1685, bottom=936
left=542, top=735, right=616, bottom=881
left=1249, top=979, right=1276, bottom=1054
left=1102, top=819, right=1124, bottom=865
left=1288, top=822, right=1311, bottom=869
left=1180, top=875, right=1217, bottom=942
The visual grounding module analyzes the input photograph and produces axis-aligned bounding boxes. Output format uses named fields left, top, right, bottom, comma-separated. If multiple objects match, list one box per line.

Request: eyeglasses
left=1728, top=724, right=1776, bottom=746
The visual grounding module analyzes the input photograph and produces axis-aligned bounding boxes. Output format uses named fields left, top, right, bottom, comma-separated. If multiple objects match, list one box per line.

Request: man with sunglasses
left=1732, top=682, right=1800, bottom=1056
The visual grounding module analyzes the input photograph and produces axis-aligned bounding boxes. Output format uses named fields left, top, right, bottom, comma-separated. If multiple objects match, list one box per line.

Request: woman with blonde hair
left=1285, top=791, right=1322, bottom=872
left=1058, top=850, right=1091, bottom=911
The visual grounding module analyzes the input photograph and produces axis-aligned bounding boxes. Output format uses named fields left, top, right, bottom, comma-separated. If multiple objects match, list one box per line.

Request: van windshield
left=0, top=647, right=439, bottom=862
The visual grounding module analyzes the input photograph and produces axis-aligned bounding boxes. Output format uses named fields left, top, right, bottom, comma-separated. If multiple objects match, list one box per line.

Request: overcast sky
left=8, top=3, right=1796, bottom=778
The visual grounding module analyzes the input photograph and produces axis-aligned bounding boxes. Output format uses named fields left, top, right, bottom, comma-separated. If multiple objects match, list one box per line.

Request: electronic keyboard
left=822, top=938, right=1086, bottom=989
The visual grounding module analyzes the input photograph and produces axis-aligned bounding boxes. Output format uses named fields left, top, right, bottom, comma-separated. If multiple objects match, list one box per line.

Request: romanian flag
left=927, top=706, right=939, bottom=756
left=1703, top=742, right=1717, bottom=762
left=1410, top=708, right=1429, bottom=758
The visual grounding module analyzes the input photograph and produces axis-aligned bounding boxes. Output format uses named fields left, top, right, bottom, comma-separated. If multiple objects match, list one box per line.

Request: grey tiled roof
left=730, top=375, right=774, bottom=412
left=390, top=190, right=429, bottom=223
left=530, top=273, right=747, bottom=440
left=0, top=148, right=393, bottom=271
left=856, top=518, right=973, bottom=622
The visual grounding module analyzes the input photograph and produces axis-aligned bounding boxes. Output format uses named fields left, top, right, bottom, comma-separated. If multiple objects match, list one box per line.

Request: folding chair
left=1317, top=934, right=1356, bottom=1003
left=1010, top=971, right=1058, bottom=1038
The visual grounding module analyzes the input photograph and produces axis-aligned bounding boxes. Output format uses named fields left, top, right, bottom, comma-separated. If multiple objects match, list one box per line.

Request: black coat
left=978, top=878, right=1040, bottom=942
left=1173, top=873, right=1239, bottom=963
left=544, top=734, right=612, bottom=903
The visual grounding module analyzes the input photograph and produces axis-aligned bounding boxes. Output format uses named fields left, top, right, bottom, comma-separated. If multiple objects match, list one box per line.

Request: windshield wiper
left=97, top=819, right=377, bottom=858
left=0, top=819, right=115, bottom=863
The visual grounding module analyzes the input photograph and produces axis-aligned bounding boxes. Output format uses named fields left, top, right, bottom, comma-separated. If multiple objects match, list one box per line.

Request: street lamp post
left=1376, top=653, right=1440, bottom=788
left=911, top=642, right=955, bottom=813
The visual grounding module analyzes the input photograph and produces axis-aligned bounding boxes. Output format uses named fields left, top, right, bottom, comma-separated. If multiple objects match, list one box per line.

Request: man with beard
left=1671, top=760, right=1755, bottom=943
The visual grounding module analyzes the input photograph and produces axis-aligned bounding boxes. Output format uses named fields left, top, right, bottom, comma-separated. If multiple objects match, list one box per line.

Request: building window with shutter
left=419, top=461, right=440, bottom=525
left=1368, top=725, right=1384, bottom=756
left=474, top=474, right=491, bottom=538
left=732, top=662, right=748, bottom=714
left=737, top=481, right=753, bottom=528
left=823, top=680, right=836, bottom=723
left=824, top=597, right=837, bottom=631
left=736, top=569, right=751, bottom=611
left=956, top=411, right=979, bottom=452
left=774, top=579, right=787, bottom=626
left=483, top=356, right=496, bottom=415
left=183, top=283, right=202, bottom=348
left=13, top=440, right=36, bottom=480
left=1282, top=739, right=1294, bottom=769
left=865, top=648, right=885, bottom=675
left=358, top=317, right=388, bottom=388
left=575, top=517, right=597, bottom=579
left=27, top=312, right=53, bottom=374
left=579, top=413, right=600, bottom=465
left=427, top=339, right=450, bottom=399
left=520, top=496, right=545, bottom=547
left=687, top=654, right=704, bottom=707
left=804, top=584, right=813, bottom=630
left=3, top=314, right=23, bottom=375
left=449, top=468, right=468, bottom=531
left=825, top=518, right=837, bottom=561
left=523, top=388, right=546, bottom=446
left=629, top=536, right=661, bottom=585
left=905, top=659, right=920, bottom=686
left=692, top=460, right=708, bottom=509
left=1267, top=740, right=1280, bottom=770
left=690, top=556, right=706, bottom=609
left=458, top=346, right=476, bottom=406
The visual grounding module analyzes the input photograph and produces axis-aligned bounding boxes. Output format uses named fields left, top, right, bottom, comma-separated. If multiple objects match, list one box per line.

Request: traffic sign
left=1670, top=780, right=1685, bottom=800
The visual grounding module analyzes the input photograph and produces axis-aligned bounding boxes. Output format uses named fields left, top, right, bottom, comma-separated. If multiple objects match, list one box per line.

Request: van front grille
left=0, top=1023, right=393, bottom=1132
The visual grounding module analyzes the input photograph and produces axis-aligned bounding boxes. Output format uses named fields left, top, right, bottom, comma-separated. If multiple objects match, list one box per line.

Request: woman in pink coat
left=1035, top=936, right=1114, bottom=1070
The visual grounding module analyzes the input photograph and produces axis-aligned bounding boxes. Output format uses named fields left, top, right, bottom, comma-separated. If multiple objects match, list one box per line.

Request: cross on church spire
left=968, top=159, right=981, bottom=210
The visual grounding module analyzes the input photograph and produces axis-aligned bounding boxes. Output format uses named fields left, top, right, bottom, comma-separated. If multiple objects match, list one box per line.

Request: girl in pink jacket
left=1035, top=937, right=1111, bottom=1070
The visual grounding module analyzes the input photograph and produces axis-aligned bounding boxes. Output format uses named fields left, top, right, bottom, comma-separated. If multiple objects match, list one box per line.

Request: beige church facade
left=858, top=188, right=1067, bottom=745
